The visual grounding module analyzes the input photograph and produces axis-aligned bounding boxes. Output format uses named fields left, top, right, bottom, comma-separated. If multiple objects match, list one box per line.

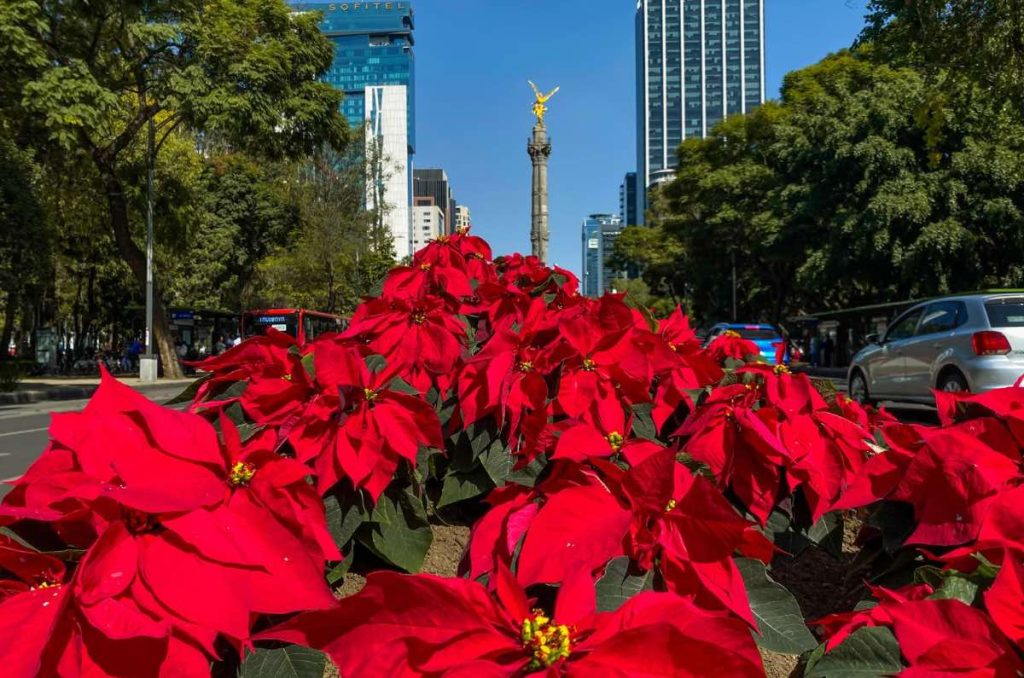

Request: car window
left=917, top=301, right=964, bottom=336
left=885, top=309, right=923, bottom=342
left=985, top=298, right=1024, bottom=327
left=735, top=328, right=781, bottom=341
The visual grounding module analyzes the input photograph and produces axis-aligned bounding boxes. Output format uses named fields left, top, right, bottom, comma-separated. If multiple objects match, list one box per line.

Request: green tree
left=256, top=140, right=394, bottom=314
left=0, top=133, right=52, bottom=354
left=0, top=0, right=348, bottom=376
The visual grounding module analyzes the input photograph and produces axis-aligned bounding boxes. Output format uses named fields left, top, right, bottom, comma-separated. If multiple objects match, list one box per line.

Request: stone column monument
left=527, top=81, right=559, bottom=264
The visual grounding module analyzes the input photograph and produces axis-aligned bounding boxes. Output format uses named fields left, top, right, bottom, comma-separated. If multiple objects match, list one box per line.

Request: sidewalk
left=0, top=375, right=196, bottom=405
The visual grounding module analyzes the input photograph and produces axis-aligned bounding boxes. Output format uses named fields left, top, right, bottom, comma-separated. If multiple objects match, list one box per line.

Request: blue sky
left=410, top=1, right=870, bottom=275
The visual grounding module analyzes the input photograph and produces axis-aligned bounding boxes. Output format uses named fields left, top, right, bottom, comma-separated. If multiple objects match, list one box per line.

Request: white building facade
left=454, top=205, right=471, bottom=231
left=365, top=84, right=412, bottom=258
left=411, top=204, right=445, bottom=253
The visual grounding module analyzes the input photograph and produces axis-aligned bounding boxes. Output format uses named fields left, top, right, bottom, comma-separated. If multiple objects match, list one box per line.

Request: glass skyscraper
left=635, top=0, right=764, bottom=222
left=291, top=1, right=416, bottom=256
left=582, top=214, right=626, bottom=298
left=294, top=1, right=415, bottom=152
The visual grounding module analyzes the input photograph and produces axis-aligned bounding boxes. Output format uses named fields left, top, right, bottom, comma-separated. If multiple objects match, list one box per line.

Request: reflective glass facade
left=636, top=0, right=764, bottom=222
left=581, top=214, right=625, bottom=298
left=292, top=1, right=416, bottom=153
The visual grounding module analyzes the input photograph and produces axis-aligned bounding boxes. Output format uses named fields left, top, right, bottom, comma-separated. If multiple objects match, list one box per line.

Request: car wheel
left=849, top=371, right=874, bottom=406
left=939, top=370, right=969, bottom=394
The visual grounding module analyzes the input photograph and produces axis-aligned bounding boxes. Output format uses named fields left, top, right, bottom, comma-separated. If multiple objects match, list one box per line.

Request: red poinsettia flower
left=554, top=297, right=650, bottom=424
left=289, top=339, right=443, bottom=498
left=457, top=298, right=562, bottom=450
left=816, top=590, right=1023, bottom=676
left=344, top=294, right=466, bottom=394
left=260, top=564, right=764, bottom=676
left=935, top=384, right=1024, bottom=448
left=0, top=373, right=337, bottom=675
left=937, top=483, right=1024, bottom=572
left=704, top=330, right=762, bottom=364
left=985, top=556, right=1024, bottom=652
left=189, top=328, right=313, bottom=426
left=676, top=384, right=791, bottom=523
left=551, top=397, right=663, bottom=463
left=888, top=423, right=1021, bottom=547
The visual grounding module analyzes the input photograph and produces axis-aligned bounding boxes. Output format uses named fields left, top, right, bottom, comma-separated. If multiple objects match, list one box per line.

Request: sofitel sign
left=326, top=2, right=407, bottom=10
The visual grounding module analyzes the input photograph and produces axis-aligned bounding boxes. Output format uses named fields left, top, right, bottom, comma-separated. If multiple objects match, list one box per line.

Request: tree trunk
left=95, top=163, right=184, bottom=379
left=0, top=291, right=16, bottom=359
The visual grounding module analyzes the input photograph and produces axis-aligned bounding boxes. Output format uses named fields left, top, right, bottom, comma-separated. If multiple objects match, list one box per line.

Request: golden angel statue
left=529, top=80, right=560, bottom=124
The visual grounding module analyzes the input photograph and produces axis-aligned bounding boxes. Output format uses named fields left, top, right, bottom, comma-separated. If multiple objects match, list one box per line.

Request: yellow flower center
left=420, top=263, right=432, bottom=271
left=606, top=431, right=624, bottom=452
left=364, top=388, right=379, bottom=402
left=33, top=578, right=60, bottom=591
left=773, top=364, right=790, bottom=375
left=434, top=234, right=451, bottom=244
left=518, top=360, right=534, bottom=372
left=457, top=225, right=470, bottom=235
left=522, top=611, right=572, bottom=669
left=411, top=311, right=427, bottom=325
left=669, top=343, right=679, bottom=352
left=665, top=499, right=678, bottom=512
left=229, top=461, right=256, bottom=487
left=282, top=373, right=293, bottom=381
left=581, top=358, right=596, bottom=371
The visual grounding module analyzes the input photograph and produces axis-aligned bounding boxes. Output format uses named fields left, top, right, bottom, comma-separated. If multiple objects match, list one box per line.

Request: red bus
left=241, top=309, right=347, bottom=344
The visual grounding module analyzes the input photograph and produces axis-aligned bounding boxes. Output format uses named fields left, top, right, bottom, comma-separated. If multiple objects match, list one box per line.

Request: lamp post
left=139, top=115, right=159, bottom=382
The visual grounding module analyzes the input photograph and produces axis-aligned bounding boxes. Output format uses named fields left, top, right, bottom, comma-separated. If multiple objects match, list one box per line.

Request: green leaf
left=930, top=575, right=979, bottom=605
left=438, top=466, right=494, bottom=507
left=240, top=645, right=328, bottom=678
left=594, top=556, right=653, bottom=612
left=323, top=486, right=370, bottom=551
left=508, top=453, right=549, bottom=488
left=481, top=441, right=514, bottom=486
left=737, top=557, right=818, bottom=655
left=388, top=375, right=420, bottom=396
left=0, top=527, right=37, bottom=551
left=630, top=402, right=658, bottom=440
left=164, top=374, right=210, bottom=405
left=803, top=627, right=905, bottom=678
left=867, top=501, right=916, bottom=554
left=301, top=352, right=315, bottom=379
left=364, top=354, right=387, bottom=373
left=359, top=488, right=432, bottom=573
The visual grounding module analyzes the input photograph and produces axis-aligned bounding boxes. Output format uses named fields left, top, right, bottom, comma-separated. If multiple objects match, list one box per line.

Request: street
left=0, top=383, right=189, bottom=498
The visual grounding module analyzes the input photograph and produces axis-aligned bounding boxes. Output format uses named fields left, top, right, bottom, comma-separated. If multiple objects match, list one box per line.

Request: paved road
left=0, top=384, right=188, bottom=497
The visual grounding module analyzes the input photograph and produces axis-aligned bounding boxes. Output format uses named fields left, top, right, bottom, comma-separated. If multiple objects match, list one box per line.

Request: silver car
left=848, top=293, right=1024, bottom=405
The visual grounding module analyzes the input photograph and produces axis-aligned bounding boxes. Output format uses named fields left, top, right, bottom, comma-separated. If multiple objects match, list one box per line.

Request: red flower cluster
left=3, top=228, right=1023, bottom=676
left=0, top=374, right=337, bottom=676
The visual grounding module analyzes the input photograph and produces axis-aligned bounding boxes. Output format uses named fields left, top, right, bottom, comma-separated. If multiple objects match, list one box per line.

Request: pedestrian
left=823, top=335, right=835, bottom=368
left=213, top=335, right=227, bottom=356
left=231, top=333, right=242, bottom=348
left=127, top=336, right=143, bottom=370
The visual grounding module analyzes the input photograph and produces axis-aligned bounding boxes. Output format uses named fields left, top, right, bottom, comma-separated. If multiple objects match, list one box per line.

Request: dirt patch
left=760, top=648, right=799, bottom=678
left=422, top=524, right=471, bottom=577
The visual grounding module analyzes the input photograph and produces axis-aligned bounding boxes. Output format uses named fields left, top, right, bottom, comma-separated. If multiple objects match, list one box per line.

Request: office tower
left=454, top=205, right=471, bottom=231
left=581, top=214, right=626, bottom=298
left=366, top=84, right=411, bottom=256
left=411, top=201, right=445, bottom=252
left=293, top=1, right=416, bottom=255
left=619, top=172, right=639, bottom=226
left=413, top=169, right=455, bottom=235
left=636, top=0, right=764, bottom=222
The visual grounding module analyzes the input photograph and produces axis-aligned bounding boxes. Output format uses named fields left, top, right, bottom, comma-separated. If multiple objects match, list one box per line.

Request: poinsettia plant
left=2, top=227, right=1023, bottom=677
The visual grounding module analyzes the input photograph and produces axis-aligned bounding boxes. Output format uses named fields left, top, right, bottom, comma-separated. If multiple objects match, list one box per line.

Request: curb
left=0, top=380, right=194, bottom=406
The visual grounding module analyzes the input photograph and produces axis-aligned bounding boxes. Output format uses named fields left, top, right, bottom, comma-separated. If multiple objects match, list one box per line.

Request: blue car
left=703, top=323, right=785, bottom=363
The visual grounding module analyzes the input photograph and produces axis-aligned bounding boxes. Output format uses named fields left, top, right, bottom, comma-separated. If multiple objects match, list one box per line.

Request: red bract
left=457, top=299, right=560, bottom=450
left=0, top=373, right=337, bottom=675
left=704, top=331, right=761, bottom=364
left=986, top=556, right=1024, bottom=652
left=816, top=590, right=1024, bottom=676
left=260, top=565, right=764, bottom=677
left=889, top=423, right=1021, bottom=547
left=466, top=453, right=771, bottom=626
left=677, top=383, right=791, bottom=524
left=290, top=340, right=443, bottom=498
left=344, top=294, right=466, bottom=393
left=189, top=328, right=313, bottom=425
